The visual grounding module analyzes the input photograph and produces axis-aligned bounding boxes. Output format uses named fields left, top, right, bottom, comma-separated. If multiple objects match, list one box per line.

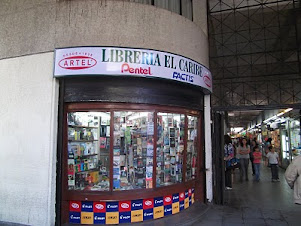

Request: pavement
left=1, top=164, right=300, bottom=225
left=127, top=164, right=301, bottom=226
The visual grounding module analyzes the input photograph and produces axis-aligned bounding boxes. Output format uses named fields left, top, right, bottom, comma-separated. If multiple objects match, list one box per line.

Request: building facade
left=0, top=1, right=211, bottom=225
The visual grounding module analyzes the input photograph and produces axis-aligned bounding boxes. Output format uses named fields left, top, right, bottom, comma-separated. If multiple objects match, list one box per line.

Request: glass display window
left=186, top=116, right=198, bottom=180
left=113, top=111, right=154, bottom=190
left=64, top=104, right=201, bottom=194
left=156, top=113, right=185, bottom=187
left=67, top=112, right=110, bottom=191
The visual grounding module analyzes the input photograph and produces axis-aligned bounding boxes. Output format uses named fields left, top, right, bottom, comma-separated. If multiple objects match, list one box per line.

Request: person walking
left=253, top=145, right=262, bottom=182
left=266, top=146, right=280, bottom=182
left=250, top=138, right=257, bottom=175
left=237, top=137, right=250, bottom=182
left=285, top=155, right=301, bottom=205
left=224, top=135, right=234, bottom=190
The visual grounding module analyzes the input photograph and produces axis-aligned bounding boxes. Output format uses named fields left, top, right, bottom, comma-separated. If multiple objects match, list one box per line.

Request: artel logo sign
left=121, top=203, right=129, bottom=209
left=145, top=201, right=152, bottom=206
left=71, top=203, right=80, bottom=209
left=164, top=197, right=171, bottom=202
left=95, top=204, right=104, bottom=210
left=59, top=56, right=97, bottom=70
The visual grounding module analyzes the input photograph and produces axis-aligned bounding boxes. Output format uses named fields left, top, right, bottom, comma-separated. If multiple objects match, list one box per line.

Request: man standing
left=285, top=155, right=301, bottom=205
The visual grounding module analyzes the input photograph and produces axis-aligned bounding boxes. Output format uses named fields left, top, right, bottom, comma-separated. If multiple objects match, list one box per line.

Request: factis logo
left=144, top=200, right=152, bottom=206
left=71, top=203, right=80, bottom=209
left=203, top=71, right=211, bottom=88
left=121, top=203, right=129, bottom=209
left=95, top=204, right=104, bottom=210
left=59, top=52, right=97, bottom=70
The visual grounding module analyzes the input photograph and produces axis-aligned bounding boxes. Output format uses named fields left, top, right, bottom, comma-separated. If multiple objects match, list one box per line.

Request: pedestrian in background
left=224, top=135, right=234, bottom=190
left=253, top=145, right=262, bottom=182
left=237, top=137, right=250, bottom=182
left=285, top=155, right=301, bottom=205
left=266, top=146, right=280, bottom=182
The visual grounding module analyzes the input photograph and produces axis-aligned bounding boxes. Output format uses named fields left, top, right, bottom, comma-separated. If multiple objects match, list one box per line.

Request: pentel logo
left=145, top=200, right=152, bottom=206
left=165, top=197, right=171, bottom=202
left=59, top=56, right=97, bottom=70
left=71, top=203, right=79, bottom=209
left=95, top=204, right=104, bottom=210
left=121, top=63, right=152, bottom=75
left=121, top=203, right=129, bottom=209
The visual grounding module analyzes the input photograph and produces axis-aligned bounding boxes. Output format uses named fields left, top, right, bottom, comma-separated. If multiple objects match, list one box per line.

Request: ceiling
left=226, top=110, right=263, bottom=128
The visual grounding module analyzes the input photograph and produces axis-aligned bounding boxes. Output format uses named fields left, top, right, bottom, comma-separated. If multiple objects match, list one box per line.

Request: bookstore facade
left=56, top=46, right=212, bottom=224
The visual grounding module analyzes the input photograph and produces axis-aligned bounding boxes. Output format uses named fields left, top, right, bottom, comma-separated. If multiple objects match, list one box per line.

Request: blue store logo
left=131, top=199, right=143, bottom=210
left=143, top=209, right=154, bottom=221
left=81, top=201, right=93, bottom=212
left=94, top=213, right=106, bottom=224
left=164, top=205, right=172, bottom=216
left=119, top=211, right=131, bottom=223
left=154, top=197, right=164, bottom=207
left=172, top=193, right=179, bottom=203
left=69, top=212, right=81, bottom=224
left=106, top=201, right=119, bottom=212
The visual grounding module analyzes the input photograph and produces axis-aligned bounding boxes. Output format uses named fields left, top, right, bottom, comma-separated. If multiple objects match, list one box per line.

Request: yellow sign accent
left=184, top=198, right=189, bottom=209
left=172, top=202, right=179, bottom=214
left=131, top=210, right=143, bottom=222
left=192, top=194, right=195, bottom=204
left=81, top=212, right=93, bottom=224
left=106, top=212, right=119, bottom=224
left=153, top=206, right=164, bottom=219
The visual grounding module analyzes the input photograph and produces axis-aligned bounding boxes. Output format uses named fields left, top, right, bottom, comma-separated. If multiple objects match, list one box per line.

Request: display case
left=62, top=103, right=203, bottom=225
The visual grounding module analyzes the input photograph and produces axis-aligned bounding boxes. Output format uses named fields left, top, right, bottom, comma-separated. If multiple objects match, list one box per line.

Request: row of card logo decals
left=69, top=188, right=194, bottom=224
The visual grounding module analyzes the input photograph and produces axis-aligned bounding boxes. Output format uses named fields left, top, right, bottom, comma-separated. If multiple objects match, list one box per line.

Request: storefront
left=55, top=46, right=212, bottom=224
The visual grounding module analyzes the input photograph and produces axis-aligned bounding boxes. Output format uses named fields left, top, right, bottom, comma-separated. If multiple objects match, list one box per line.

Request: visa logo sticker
left=93, top=202, right=106, bottom=213
left=131, top=209, right=143, bottom=222
left=106, top=212, right=119, bottom=224
left=106, top=201, right=119, bottom=212
left=131, top=199, right=143, bottom=211
left=94, top=213, right=106, bottom=224
left=172, top=193, right=179, bottom=203
left=69, top=212, right=81, bottom=224
left=164, top=195, right=172, bottom=206
left=143, top=198, right=154, bottom=209
left=119, top=201, right=131, bottom=212
left=153, top=206, right=164, bottom=219
left=164, top=205, right=172, bottom=216
left=82, top=201, right=93, bottom=212
left=179, top=192, right=185, bottom=201
left=143, top=208, right=154, bottom=221
left=119, top=211, right=131, bottom=223
left=179, top=201, right=185, bottom=211
left=172, top=202, right=179, bottom=214
left=154, top=197, right=164, bottom=207
left=69, top=201, right=81, bottom=212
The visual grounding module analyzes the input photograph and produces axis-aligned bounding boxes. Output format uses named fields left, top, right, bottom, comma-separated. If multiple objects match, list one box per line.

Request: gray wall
left=0, top=0, right=209, bottom=67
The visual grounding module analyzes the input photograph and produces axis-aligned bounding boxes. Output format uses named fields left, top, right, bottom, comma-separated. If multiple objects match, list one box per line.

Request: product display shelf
left=75, top=168, right=99, bottom=174
left=68, top=125, right=98, bottom=129
left=68, top=139, right=98, bottom=142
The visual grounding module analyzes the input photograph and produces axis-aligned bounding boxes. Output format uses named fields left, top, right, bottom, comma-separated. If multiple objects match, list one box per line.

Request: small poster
left=120, top=155, right=126, bottom=166
left=146, top=157, right=153, bottom=166
left=113, top=179, right=120, bottom=189
left=169, top=127, right=175, bottom=138
left=147, top=122, right=154, bottom=135
left=147, top=144, right=153, bottom=156
left=125, top=127, right=131, bottom=144
left=113, top=148, right=120, bottom=156
left=146, top=179, right=153, bottom=189
left=113, top=156, right=120, bottom=166
left=100, top=137, right=106, bottom=149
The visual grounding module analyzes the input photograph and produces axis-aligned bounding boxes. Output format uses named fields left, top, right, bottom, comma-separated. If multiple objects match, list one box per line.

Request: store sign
left=54, top=47, right=212, bottom=93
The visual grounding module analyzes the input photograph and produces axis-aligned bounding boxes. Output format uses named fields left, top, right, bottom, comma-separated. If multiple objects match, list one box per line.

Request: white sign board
left=54, top=47, right=212, bottom=93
